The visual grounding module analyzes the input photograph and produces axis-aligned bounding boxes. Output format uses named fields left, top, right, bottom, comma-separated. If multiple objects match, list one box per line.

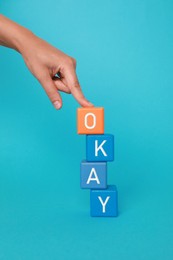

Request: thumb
left=39, top=73, right=62, bottom=109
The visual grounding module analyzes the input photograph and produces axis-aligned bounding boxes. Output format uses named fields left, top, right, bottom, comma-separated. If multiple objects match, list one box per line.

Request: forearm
left=0, top=14, right=34, bottom=54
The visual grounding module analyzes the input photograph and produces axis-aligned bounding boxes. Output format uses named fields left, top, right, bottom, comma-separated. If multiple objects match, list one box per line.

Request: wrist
left=12, top=27, right=36, bottom=54
left=0, top=15, right=36, bottom=55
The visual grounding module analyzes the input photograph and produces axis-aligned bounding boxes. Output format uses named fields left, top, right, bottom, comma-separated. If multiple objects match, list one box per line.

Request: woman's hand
left=20, top=34, right=93, bottom=109
left=0, top=15, right=93, bottom=109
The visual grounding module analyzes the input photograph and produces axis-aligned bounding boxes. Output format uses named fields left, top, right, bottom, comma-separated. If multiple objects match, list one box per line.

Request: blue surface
left=90, top=185, right=118, bottom=217
left=80, top=161, right=107, bottom=189
left=0, top=0, right=173, bottom=259
left=86, top=134, right=114, bottom=161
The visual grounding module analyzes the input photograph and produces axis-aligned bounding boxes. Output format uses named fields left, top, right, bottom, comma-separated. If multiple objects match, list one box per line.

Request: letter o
left=84, top=113, right=96, bottom=129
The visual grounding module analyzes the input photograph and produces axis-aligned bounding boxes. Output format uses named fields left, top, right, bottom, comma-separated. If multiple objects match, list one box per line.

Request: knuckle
left=72, top=57, right=77, bottom=66
left=72, top=80, right=80, bottom=89
left=68, top=56, right=77, bottom=67
left=66, top=89, right=71, bottom=94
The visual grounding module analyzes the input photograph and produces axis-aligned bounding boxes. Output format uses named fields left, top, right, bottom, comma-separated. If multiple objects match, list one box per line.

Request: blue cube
left=86, top=134, right=114, bottom=162
left=80, top=161, right=107, bottom=189
left=90, top=185, right=118, bottom=217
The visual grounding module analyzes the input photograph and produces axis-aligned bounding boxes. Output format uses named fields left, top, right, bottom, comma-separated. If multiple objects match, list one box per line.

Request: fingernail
left=53, top=101, right=61, bottom=110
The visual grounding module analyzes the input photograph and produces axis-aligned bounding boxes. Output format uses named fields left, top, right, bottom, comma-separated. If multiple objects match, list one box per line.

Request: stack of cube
left=77, top=107, right=118, bottom=217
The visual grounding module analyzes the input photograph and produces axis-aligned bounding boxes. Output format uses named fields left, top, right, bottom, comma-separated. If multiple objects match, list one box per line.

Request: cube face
left=77, top=107, right=104, bottom=134
left=86, top=134, right=114, bottom=162
left=80, top=161, right=107, bottom=189
left=90, top=185, right=118, bottom=217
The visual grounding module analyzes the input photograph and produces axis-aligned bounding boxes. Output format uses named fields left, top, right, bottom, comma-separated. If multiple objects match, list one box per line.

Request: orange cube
left=77, top=107, right=104, bottom=134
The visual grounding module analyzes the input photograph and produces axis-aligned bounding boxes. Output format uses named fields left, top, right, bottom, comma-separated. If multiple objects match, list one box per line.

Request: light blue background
left=0, top=0, right=173, bottom=259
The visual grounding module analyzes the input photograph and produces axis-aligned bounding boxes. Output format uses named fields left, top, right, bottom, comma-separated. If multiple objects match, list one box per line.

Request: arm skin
left=0, top=14, right=93, bottom=109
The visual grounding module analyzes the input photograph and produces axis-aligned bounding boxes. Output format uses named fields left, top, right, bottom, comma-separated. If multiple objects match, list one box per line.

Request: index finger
left=62, top=66, right=94, bottom=107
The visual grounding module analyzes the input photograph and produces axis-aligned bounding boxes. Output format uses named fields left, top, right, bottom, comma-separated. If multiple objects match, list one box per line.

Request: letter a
left=86, top=168, right=100, bottom=184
